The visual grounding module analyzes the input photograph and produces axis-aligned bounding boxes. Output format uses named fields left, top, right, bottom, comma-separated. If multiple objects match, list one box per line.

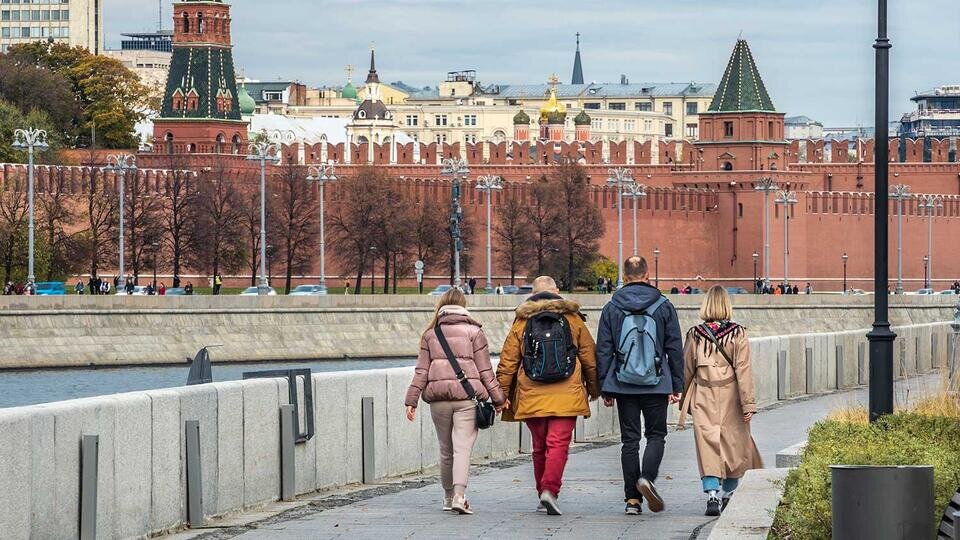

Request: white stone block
left=384, top=367, right=422, bottom=477
left=146, top=388, right=183, bottom=532
left=0, top=409, right=31, bottom=538
left=215, top=382, right=243, bottom=515
left=242, top=378, right=281, bottom=506
left=28, top=409, right=56, bottom=538
left=314, top=372, right=352, bottom=488
left=112, top=393, right=153, bottom=538
left=345, top=369, right=388, bottom=482
left=179, top=383, right=220, bottom=516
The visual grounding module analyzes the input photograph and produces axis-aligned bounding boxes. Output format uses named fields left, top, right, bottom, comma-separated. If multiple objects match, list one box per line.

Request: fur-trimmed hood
left=515, top=297, right=583, bottom=320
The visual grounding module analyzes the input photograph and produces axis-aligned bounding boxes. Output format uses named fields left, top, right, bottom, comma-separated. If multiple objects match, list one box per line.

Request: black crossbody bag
left=434, top=326, right=496, bottom=430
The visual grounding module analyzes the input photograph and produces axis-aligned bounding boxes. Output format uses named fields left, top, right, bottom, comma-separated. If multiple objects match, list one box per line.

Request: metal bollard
left=185, top=420, right=204, bottom=527
left=361, top=397, right=375, bottom=484
left=932, top=334, right=939, bottom=369
left=80, top=435, right=99, bottom=540
left=777, top=350, right=788, bottom=400
left=519, top=423, right=532, bottom=454
left=805, top=347, right=814, bottom=394
left=858, top=342, right=866, bottom=385
left=280, top=404, right=296, bottom=500
left=915, top=336, right=921, bottom=373
left=835, top=345, right=844, bottom=390
left=832, top=465, right=933, bottom=540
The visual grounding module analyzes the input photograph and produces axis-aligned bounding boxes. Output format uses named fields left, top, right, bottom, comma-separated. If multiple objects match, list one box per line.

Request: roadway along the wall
left=0, top=320, right=953, bottom=539
left=0, top=295, right=954, bottom=369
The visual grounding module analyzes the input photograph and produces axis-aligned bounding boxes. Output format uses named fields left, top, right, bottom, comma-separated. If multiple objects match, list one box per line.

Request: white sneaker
left=451, top=494, right=473, bottom=515
left=443, top=497, right=453, bottom=511
left=539, top=491, right=562, bottom=516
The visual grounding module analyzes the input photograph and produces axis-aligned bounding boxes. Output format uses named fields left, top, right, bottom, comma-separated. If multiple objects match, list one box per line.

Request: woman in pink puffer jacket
left=405, top=288, right=507, bottom=514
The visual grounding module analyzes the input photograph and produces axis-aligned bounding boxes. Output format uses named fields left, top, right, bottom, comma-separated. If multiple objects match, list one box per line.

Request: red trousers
left=526, top=417, right=576, bottom=496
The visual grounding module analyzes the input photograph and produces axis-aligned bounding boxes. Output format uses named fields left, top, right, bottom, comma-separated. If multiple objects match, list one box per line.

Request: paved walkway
left=209, top=375, right=940, bottom=540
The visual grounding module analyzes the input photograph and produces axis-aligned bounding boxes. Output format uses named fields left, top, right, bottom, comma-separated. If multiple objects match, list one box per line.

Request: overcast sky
left=104, top=0, right=960, bottom=127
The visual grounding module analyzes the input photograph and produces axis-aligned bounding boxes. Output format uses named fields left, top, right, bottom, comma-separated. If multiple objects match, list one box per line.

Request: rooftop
left=708, top=39, right=776, bottom=113
left=408, top=81, right=716, bottom=101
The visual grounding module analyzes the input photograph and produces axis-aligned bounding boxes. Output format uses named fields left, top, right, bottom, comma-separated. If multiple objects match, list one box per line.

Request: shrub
left=771, top=411, right=960, bottom=539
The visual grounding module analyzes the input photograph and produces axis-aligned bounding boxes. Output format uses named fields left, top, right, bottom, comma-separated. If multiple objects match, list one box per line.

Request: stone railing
left=0, top=318, right=953, bottom=539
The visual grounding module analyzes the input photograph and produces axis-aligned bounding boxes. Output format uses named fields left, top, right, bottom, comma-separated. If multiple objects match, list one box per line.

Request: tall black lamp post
left=866, top=0, right=895, bottom=423
left=653, top=248, right=661, bottom=289
left=752, top=251, right=759, bottom=293
left=842, top=252, right=849, bottom=293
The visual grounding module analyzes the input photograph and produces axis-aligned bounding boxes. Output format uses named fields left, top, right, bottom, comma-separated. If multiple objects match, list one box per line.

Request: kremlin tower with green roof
left=152, top=0, right=248, bottom=156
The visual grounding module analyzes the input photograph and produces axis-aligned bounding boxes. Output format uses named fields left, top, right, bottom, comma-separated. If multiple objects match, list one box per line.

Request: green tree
left=0, top=99, right=60, bottom=163
left=0, top=56, right=77, bottom=141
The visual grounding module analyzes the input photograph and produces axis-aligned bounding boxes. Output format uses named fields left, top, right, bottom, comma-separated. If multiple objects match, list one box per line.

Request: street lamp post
left=842, top=252, right=849, bottom=293
left=102, top=154, right=138, bottom=292
left=607, top=167, right=635, bottom=288
left=920, top=194, right=943, bottom=290
left=889, top=184, right=911, bottom=294
left=306, top=165, right=337, bottom=293
left=246, top=141, right=281, bottom=295
left=624, top=183, right=647, bottom=256
left=755, top=178, right=779, bottom=289
left=151, top=242, right=159, bottom=291
left=653, top=248, right=661, bottom=289
left=440, top=157, right=470, bottom=288
left=775, top=189, right=798, bottom=287
left=752, top=252, right=759, bottom=292
left=923, top=255, right=929, bottom=290
left=12, top=128, right=49, bottom=285
left=475, top=175, right=503, bottom=292
left=867, top=0, right=895, bottom=423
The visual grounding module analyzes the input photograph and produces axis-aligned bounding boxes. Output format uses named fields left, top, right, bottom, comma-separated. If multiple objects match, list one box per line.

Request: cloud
left=103, top=0, right=960, bottom=126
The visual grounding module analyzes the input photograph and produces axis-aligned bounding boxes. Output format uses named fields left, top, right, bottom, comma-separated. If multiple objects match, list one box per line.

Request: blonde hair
left=424, top=287, right=467, bottom=335
left=699, top=285, right=733, bottom=322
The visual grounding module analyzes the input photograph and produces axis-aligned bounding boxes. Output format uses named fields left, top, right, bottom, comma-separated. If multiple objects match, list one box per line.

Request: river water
left=0, top=358, right=415, bottom=409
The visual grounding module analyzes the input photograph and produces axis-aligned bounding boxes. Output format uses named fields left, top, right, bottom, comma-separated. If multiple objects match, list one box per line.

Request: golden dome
left=539, top=87, right=567, bottom=124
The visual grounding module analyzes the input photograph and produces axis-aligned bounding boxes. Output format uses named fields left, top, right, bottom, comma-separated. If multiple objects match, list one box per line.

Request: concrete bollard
left=280, top=405, right=296, bottom=501
left=832, top=465, right=933, bottom=540
left=805, top=347, right=814, bottom=394
left=185, top=420, right=204, bottom=527
left=777, top=350, right=788, bottom=400
left=361, top=397, right=376, bottom=484
left=80, top=434, right=99, bottom=540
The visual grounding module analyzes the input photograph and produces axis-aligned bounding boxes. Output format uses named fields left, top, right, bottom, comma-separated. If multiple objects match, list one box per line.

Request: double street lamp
left=624, top=183, right=648, bottom=257
left=919, top=194, right=943, bottom=290
left=755, top=177, right=779, bottom=289
left=889, top=184, right=911, bottom=294
left=607, top=167, right=635, bottom=288
left=775, top=189, right=798, bottom=287
left=103, top=153, right=138, bottom=291
left=246, top=141, right=281, bottom=295
left=441, top=157, right=470, bottom=288
left=475, top=175, right=503, bottom=292
left=12, top=128, right=49, bottom=285
left=306, top=164, right=338, bottom=293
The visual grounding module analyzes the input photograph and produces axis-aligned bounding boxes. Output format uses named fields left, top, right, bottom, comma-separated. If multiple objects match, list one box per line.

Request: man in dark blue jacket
left=596, top=256, right=683, bottom=515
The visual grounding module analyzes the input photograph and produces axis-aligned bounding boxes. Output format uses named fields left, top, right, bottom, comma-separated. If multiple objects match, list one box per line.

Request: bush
left=771, top=409, right=960, bottom=539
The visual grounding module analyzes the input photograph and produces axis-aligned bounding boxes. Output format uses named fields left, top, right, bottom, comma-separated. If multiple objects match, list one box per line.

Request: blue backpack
left=615, top=296, right=668, bottom=386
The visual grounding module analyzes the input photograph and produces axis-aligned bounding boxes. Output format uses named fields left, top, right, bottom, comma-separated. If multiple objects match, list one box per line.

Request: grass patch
left=771, top=390, right=960, bottom=539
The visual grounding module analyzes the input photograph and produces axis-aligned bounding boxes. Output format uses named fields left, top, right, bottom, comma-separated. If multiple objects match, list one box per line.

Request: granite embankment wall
left=0, top=311, right=954, bottom=538
left=0, top=295, right=955, bottom=369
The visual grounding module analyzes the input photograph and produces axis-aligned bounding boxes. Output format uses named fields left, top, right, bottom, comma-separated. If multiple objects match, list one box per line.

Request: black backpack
left=521, top=311, right=578, bottom=383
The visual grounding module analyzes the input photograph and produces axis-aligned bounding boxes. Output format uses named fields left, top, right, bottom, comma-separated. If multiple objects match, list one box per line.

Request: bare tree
left=329, top=166, right=392, bottom=294
left=237, top=184, right=263, bottom=288
left=406, top=199, right=447, bottom=291
left=273, top=159, right=318, bottom=294
left=77, top=167, right=117, bottom=280
left=494, top=194, right=532, bottom=285
left=38, top=165, right=80, bottom=281
left=123, top=170, right=163, bottom=284
left=0, top=172, right=28, bottom=283
left=160, top=155, right=197, bottom=286
left=523, top=176, right=558, bottom=276
left=188, top=164, right=246, bottom=280
left=549, top=161, right=605, bottom=292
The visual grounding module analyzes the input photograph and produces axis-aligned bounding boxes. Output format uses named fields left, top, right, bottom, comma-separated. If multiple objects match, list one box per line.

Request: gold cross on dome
left=548, top=73, right=560, bottom=88
left=344, top=64, right=354, bottom=82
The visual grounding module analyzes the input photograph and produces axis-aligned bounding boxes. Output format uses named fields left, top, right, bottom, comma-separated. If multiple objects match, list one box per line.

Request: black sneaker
left=721, top=496, right=732, bottom=513
left=625, top=499, right=642, bottom=515
left=705, top=496, right=721, bottom=517
left=637, top=479, right=664, bottom=513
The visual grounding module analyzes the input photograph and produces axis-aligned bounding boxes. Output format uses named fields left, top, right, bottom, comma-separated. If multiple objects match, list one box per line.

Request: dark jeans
left=616, top=394, right=669, bottom=501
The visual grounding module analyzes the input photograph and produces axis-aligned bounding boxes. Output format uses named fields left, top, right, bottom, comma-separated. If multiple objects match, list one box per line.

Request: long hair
left=424, top=288, right=468, bottom=335
left=699, top=285, right=733, bottom=322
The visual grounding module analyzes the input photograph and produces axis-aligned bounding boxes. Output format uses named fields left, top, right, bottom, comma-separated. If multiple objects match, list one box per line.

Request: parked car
left=428, top=284, right=454, bottom=296
left=501, top=285, right=520, bottom=295
left=164, top=287, right=187, bottom=296
left=938, top=290, right=958, bottom=295
left=726, top=287, right=749, bottom=295
left=34, top=282, right=65, bottom=296
left=517, top=285, right=534, bottom=295
left=289, top=284, right=327, bottom=296
left=916, top=288, right=935, bottom=295
left=239, top=286, right=277, bottom=296
left=116, top=286, right=149, bottom=296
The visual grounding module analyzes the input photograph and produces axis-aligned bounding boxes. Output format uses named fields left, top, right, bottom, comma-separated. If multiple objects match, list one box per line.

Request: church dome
left=574, top=109, right=591, bottom=126
left=341, top=80, right=358, bottom=101
left=513, top=109, right=530, bottom=125
left=539, top=87, right=567, bottom=124
left=238, top=82, right=256, bottom=115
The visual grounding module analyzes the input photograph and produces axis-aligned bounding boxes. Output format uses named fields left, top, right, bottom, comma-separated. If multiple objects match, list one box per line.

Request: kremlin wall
left=1, top=0, right=959, bottom=292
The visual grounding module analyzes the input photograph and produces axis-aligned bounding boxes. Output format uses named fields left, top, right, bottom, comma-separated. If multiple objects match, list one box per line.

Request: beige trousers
left=429, top=400, right=478, bottom=496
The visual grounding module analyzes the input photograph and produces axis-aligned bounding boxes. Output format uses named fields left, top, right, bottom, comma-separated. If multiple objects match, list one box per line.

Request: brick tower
left=152, top=0, right=248, bottom=156
left=696, top=39, right=786, bottom=172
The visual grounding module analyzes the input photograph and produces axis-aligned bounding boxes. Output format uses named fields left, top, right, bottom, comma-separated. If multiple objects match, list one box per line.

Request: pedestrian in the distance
left=595, top=256, right=684, bottom=515
left=468, top=277, right=477, bottom=295
left=213, top=274, right=223, bottom=295
left=804, top=282, right=812, bottom=295
left=679, top=285, right=763, bottom=517
left=159, top=282, right=166, bottom=296
left=75, top=281, right=84, bottom=295
left=497, top=276, right=600, bottom=516
left=185, top=282, right=194, bottom=295
left=405, top=288, right=507, bottom=515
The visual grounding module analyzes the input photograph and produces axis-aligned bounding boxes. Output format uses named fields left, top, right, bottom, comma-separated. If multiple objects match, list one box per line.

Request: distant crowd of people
left=2, top=281, right=35, bottom=295
left=755, top=280, right=811, bottom=295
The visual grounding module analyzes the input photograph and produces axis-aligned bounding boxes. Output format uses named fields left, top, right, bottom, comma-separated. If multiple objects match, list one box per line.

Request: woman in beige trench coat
left=678, top=285, right=763, bottom=517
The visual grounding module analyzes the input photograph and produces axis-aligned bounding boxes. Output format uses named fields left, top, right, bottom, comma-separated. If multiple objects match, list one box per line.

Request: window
left=636, top=102, right=652, bottom=112
left=164, top=133, right=174, bottom=154
left=263, top=91, right=283, bottom=101
left=664, top=123, right=673, bottom=137
left=232, top=134, right=241, bottom=154
left=644, top=120, right=653, bottom=131
left=463, top=114, right=477, bottom=126
left=624, top=119, right=636, bottom=132
left=686, top=102, right=698, bottom=115
left=768, top=121, right=775, bottom=138
left=685, top=123, right=698, bottom=138
left=608, top=119, right=620, bottom=131
left=434, top=114, right=448, bottom=126
left=609, top=102, right=626, bottom=111
left=584, top=102, right=601, bottom=110
left=724, top=121, right=734, bottom=137
left=464, top=134, right=476, bottom=144
left=405, top=115, right=418, bottom=127
left=663, top=102, right=673, bottom=116
left=591, top=118, right=602, bottom=130
left=435, top=134, right=447, bottom=144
